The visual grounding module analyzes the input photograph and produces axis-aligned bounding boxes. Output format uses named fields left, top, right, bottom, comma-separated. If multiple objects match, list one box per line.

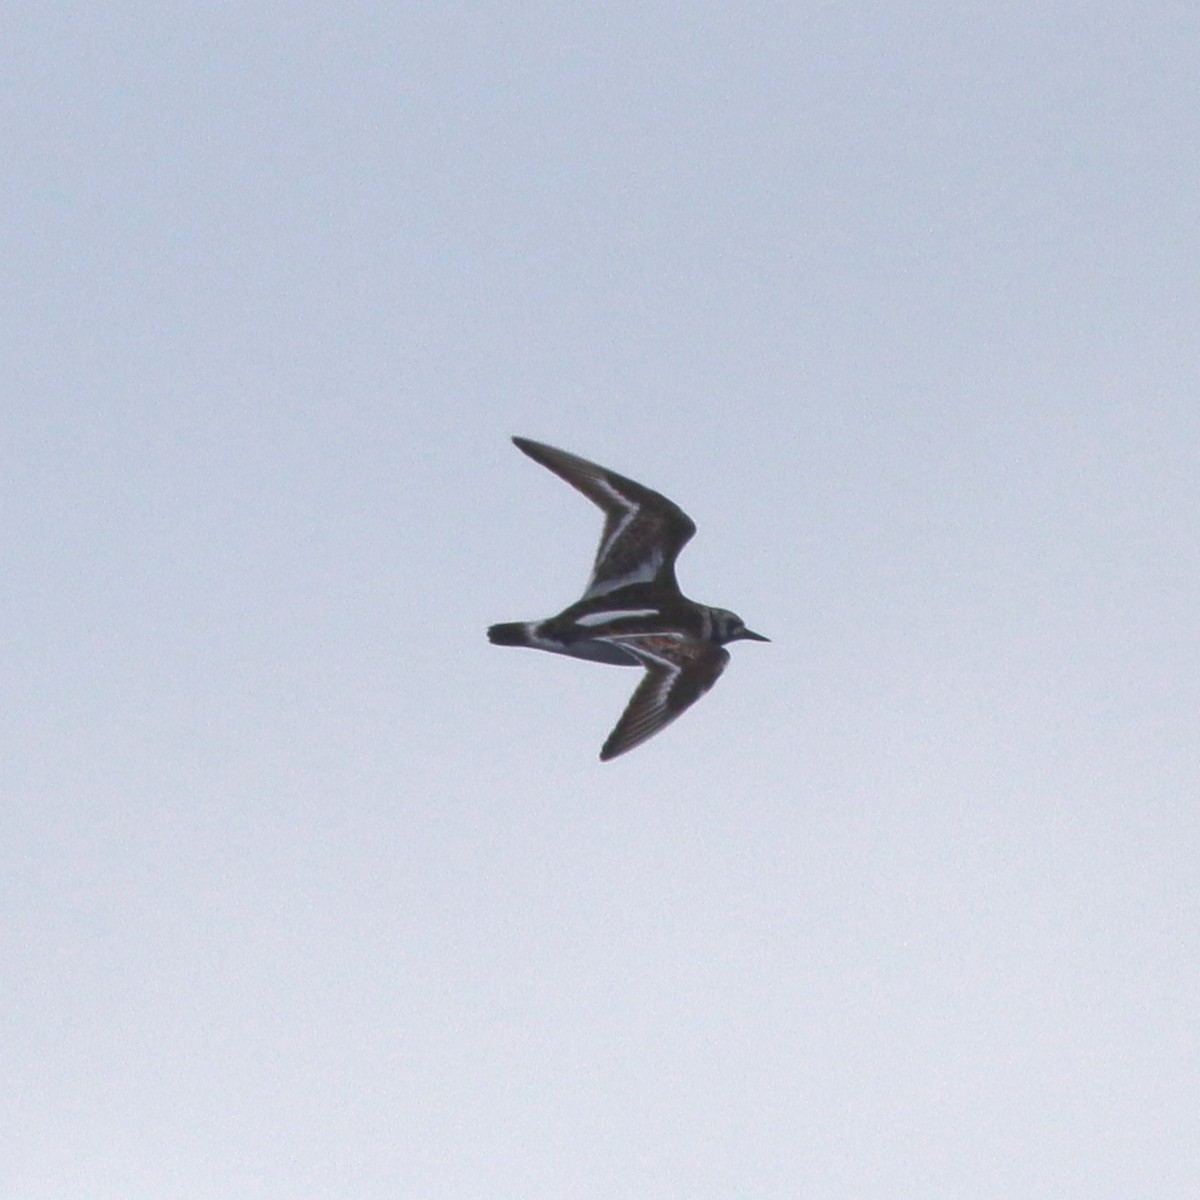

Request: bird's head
left=708, top=607, right=769, bottom=646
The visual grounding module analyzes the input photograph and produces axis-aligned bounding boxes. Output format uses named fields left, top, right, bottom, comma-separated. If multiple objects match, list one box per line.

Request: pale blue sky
left=4, top=5, right=1199, bottom=1197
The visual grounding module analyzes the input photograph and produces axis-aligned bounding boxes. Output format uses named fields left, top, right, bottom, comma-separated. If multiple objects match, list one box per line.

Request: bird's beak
left=740, top=629, right=770, bottom=642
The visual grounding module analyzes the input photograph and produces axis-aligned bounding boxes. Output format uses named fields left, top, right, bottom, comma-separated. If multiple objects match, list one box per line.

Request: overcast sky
left=4, top=4, right=1199, bottom=1198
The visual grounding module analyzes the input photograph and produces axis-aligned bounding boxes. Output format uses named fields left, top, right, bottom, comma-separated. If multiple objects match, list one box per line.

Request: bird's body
left=488, top=437, right=767, bottom=761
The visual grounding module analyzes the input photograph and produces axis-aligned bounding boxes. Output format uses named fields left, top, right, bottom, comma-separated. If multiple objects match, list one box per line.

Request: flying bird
left=488, top=437, right=768, bottom=761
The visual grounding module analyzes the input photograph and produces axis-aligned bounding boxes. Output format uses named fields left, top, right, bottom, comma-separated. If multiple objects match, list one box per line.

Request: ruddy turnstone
left=488, top=436, right=768, bottom=761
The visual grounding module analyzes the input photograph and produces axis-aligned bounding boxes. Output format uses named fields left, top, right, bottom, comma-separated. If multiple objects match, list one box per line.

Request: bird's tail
left=487, top=622, right=534, bottom=647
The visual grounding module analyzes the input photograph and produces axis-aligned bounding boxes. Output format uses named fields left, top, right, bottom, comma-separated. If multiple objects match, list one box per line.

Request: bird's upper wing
left=512, top=437, right=696, bottom=600
left=597, top=633, right=730, bottom=761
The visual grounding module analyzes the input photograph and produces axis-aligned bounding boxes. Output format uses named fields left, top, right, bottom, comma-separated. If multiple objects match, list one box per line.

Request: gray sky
left=4, top=4, right=1199, bottom=1197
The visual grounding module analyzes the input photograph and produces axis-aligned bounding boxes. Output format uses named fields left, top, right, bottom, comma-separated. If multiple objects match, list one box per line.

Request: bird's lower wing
left=598, top=635, right=730, bottom=761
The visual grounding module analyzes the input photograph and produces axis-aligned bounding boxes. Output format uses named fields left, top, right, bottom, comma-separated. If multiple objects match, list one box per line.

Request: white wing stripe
left=585, top=548, right=664, bottom=599
left=594, top=490, right=639, bottom=563
left=575, top=608, right=660, bottom=627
